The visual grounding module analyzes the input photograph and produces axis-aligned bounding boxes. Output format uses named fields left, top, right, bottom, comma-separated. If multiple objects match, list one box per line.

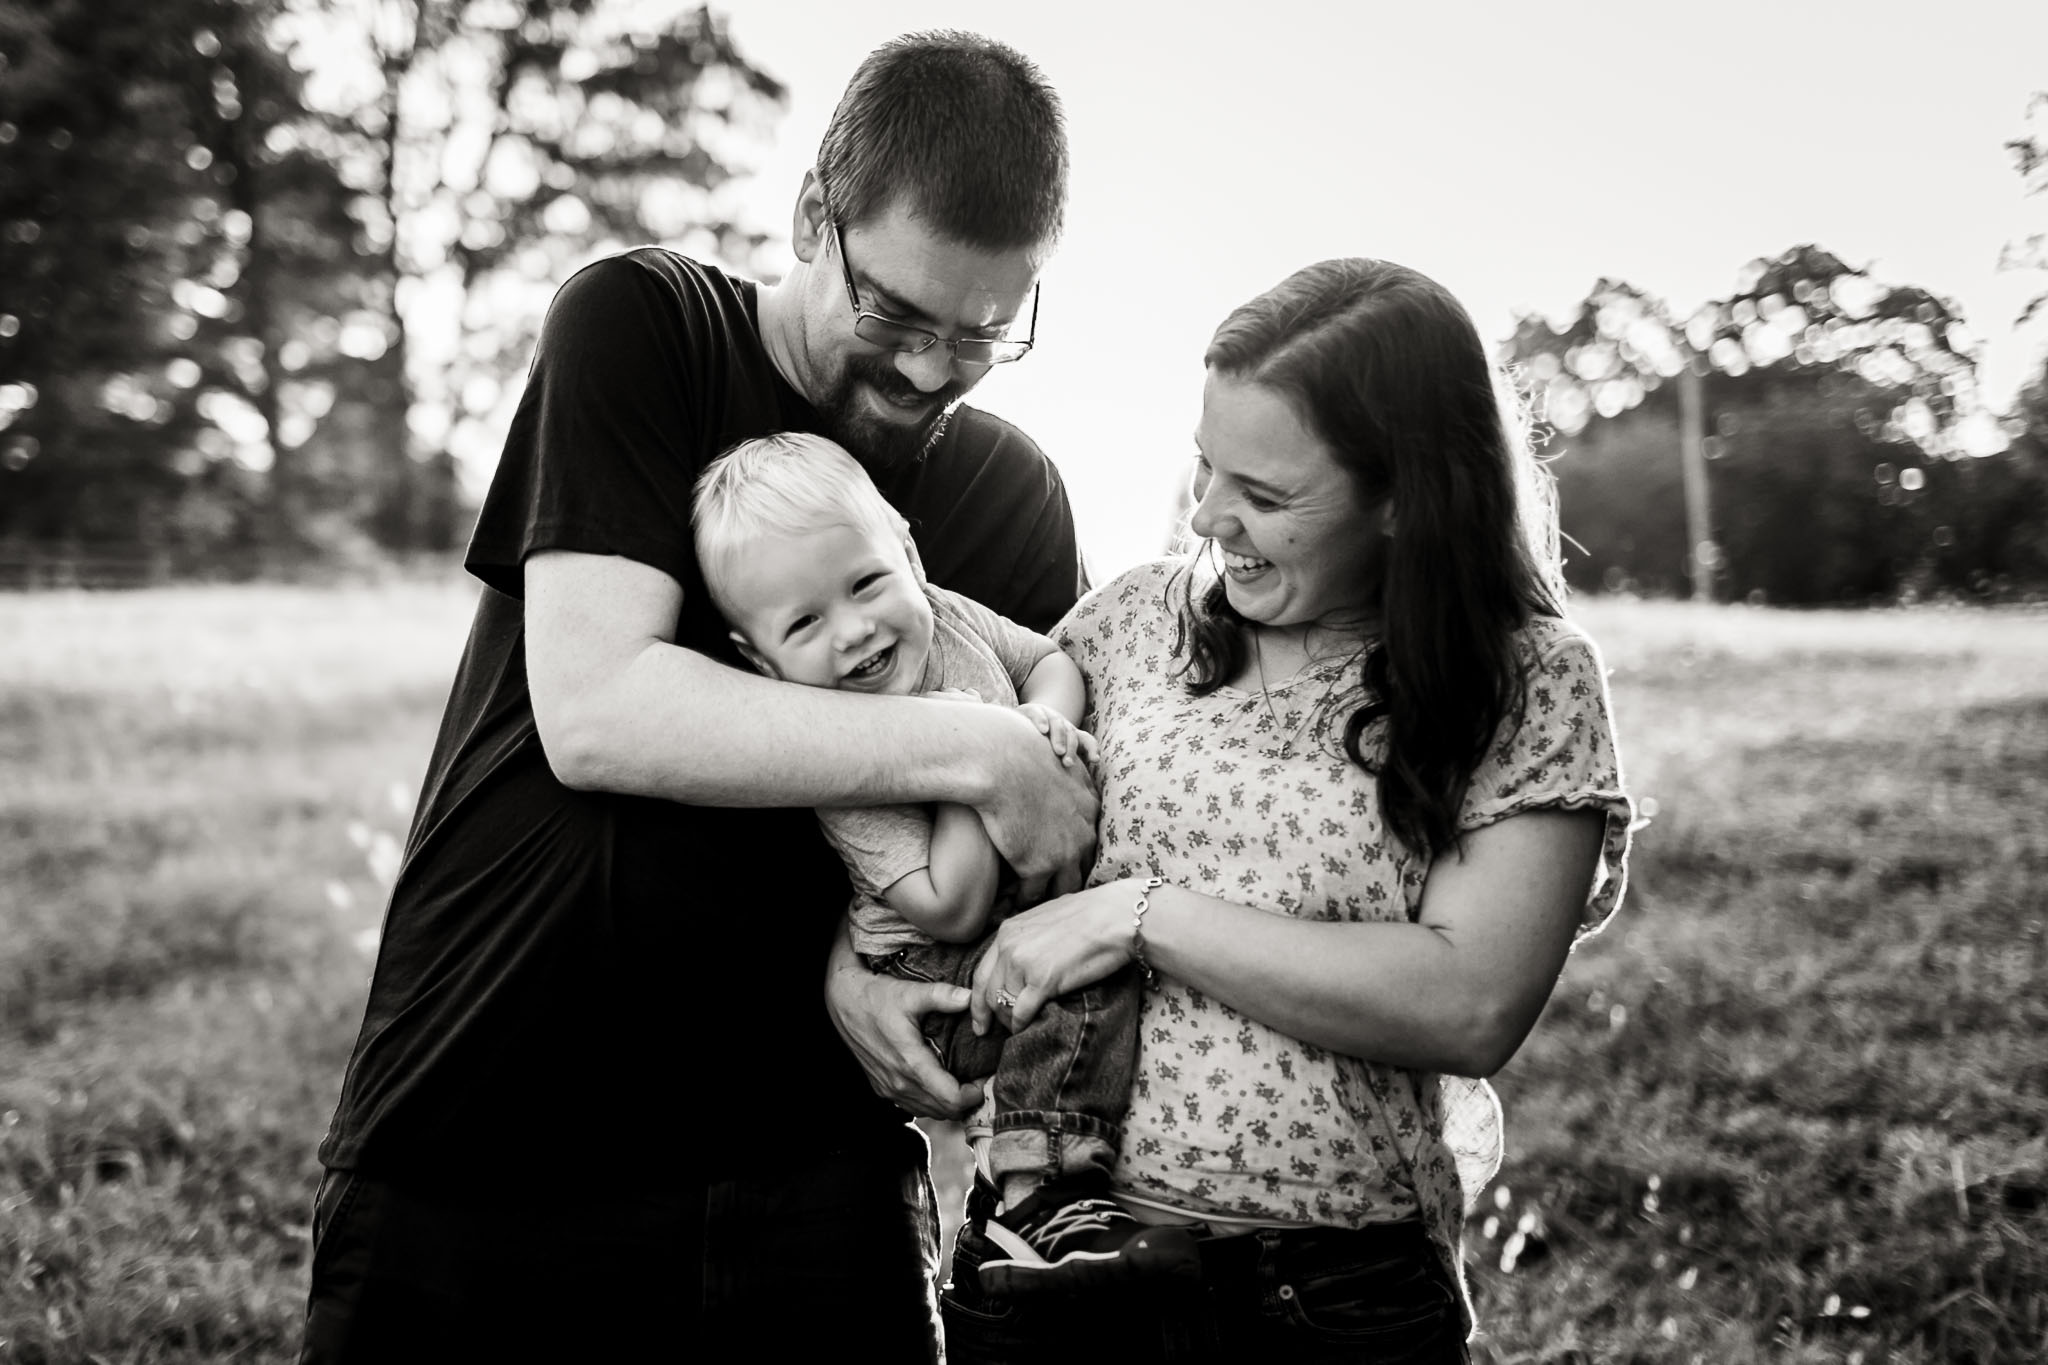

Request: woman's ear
left=731, top=630, right=780, bottom=679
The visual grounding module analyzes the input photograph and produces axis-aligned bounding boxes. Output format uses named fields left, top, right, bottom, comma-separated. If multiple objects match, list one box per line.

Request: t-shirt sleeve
left=817, top=803, right=936, bottom=902
left=929, top=585, right=1058, bottom=694
left=1458, top=625, right=1634, bottom=940
left=464, top=255, right=703, bottom=598
left=1007, top=472, right=1090, bottom=633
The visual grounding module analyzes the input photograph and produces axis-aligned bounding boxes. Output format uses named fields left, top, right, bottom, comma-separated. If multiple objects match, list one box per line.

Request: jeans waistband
left=1188, top=1217, right=1432, bottom=1275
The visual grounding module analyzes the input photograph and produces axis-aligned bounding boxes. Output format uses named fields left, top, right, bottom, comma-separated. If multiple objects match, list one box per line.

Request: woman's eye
left=1243, top=491, right=1280, bottom=512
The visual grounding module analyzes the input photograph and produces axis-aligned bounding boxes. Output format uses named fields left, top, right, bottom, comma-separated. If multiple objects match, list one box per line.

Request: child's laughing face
left=722, top=521, right=935, bottom=695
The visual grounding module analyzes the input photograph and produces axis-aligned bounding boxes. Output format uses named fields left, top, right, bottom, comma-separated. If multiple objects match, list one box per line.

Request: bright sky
left=716, top=0, right=2047, bottom=578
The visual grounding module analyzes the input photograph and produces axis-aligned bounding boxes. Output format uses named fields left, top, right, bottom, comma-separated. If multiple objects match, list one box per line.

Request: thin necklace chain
left=1250, top=629, right=1369, bottom=758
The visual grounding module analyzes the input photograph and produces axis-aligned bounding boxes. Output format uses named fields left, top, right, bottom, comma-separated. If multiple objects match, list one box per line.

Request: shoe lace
left=1029, top=1197, right=1130, bottom=1251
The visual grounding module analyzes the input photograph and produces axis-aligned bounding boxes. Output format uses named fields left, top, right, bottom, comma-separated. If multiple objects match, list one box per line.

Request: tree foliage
left=0, top=0, right=324, bottom=558
left=0, top=0, right=784, bottom=569
left=2003, top=90, right=2048, bottom=326
left=1507, top=246, right=2046, bottom=603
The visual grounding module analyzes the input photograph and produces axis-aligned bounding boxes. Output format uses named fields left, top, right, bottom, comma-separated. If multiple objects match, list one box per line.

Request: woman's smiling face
left=1189, top=372, right=1384, bottom=633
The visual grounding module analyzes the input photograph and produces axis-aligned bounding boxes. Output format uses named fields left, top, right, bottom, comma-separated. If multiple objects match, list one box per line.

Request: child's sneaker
left=976, top=1182, right=1201, bottom=1296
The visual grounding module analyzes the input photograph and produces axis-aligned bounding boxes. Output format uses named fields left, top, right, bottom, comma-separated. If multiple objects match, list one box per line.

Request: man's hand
left=971, top=707, right=1099, bottom=903
left=1014, top=702, right=1100, bottom=770
left=823, top=925, right=982, bottom=1119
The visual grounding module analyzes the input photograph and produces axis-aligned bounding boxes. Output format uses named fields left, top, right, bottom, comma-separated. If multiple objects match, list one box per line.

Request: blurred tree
left=2002, top=90, right=2048, bottom=325
left=1505, top=246, right=2039, bottom=603
left=0, top=0, right=270, bottom=561
left=0, top=0, right=784, bottom=570
left=289, top=0, right=786, bottom=551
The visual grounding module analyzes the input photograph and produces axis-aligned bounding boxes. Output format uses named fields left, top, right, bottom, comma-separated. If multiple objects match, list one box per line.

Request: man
left=301, top=32, right=1093, bottom=1362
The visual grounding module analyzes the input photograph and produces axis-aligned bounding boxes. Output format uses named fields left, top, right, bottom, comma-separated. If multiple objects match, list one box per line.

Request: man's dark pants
left=299, top=1122, right=943, bottom=1362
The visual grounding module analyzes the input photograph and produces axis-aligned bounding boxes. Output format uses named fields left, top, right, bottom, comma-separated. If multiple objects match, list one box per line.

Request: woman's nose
left=1189, top=486, right=1231, bottom=540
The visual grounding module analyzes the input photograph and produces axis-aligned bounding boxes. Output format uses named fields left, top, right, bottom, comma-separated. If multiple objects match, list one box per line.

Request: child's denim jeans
left=864, top=940, right=1142, bottom=1189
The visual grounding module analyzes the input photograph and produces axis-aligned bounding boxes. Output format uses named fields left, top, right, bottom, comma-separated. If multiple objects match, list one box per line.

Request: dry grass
left=1, top=586, right=2044, bottom=1362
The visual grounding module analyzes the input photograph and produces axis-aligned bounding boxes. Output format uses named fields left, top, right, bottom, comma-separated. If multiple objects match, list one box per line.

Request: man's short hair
left=693, top=433, right=910, bottom=617
left=816, top=30, right=1067, bottom=251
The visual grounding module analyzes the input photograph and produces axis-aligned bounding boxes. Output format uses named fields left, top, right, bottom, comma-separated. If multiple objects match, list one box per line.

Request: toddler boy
left=692, top=433, right=1196, bottom=1294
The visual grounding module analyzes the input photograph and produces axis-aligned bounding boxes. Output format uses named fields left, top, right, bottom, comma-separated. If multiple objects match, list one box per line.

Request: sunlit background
left=4, top=4, right=2047, bottom=1362
left=719, top=0, right=2048, bottom=579
left=4, top=0, right=2047, bottom=591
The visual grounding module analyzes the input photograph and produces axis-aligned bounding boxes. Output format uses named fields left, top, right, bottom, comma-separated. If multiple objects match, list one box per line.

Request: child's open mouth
left=846, top=644, right=895, bottom=681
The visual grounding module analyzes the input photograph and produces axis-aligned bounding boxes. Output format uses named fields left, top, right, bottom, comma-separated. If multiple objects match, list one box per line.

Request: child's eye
left=853, top=572, right=888, bottom=593
left=783, top=615, right=818, bottom=641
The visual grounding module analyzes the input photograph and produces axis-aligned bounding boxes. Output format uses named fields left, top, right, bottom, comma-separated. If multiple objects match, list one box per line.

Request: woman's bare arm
left=970, top=808, right=1605, bottom=1076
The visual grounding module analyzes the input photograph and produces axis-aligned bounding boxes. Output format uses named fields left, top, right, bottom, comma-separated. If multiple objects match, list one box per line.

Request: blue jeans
left=868, top=943, right=1141, bottom=1190
left=942, top=1203, right=1469, bottom=1364
left=299, top=1123, right=944, bottom=1362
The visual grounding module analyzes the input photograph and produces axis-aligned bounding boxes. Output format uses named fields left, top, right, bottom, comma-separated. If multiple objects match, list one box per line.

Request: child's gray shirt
left=818, top=583, right=1059, bottom=956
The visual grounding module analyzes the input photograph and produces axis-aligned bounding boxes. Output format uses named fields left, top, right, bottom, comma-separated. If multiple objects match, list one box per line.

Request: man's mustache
left=847, top=354, right=968, bottom=412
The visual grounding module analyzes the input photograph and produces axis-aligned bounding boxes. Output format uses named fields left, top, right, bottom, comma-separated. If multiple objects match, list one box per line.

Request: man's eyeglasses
left=827, top=220, right=1037, bottom=366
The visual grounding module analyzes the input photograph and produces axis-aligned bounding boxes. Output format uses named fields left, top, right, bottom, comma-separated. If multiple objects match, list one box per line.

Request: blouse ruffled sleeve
left=1459, top=622, right=1634, bottom=940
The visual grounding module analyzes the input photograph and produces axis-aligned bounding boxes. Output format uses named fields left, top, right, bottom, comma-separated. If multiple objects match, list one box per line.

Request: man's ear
left=731, top=630, right=779, bottom=679
left=791, top=169, right=829, bottom=265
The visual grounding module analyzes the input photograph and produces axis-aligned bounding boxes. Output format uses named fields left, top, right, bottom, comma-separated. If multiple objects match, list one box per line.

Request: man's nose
left=893, top=344, right=958, bottom=394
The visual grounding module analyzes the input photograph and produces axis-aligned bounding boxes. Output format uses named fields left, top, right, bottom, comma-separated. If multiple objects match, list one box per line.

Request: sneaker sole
left=977, top=1227, right=1202, bottom=1298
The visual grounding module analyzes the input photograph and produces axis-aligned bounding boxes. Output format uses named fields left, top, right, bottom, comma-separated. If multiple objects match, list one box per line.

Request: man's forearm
left=549, top=638, right=1004, bottom=807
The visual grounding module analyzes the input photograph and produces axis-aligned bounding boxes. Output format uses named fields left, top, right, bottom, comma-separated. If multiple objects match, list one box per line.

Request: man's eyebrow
left=860, top=273, right=1013, bottom=339
left=858, top=274, right=941, bottom=328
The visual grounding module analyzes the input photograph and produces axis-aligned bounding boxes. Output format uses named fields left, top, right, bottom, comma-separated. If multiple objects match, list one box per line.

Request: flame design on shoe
left=976, top=1191, right=1202, bottom=1297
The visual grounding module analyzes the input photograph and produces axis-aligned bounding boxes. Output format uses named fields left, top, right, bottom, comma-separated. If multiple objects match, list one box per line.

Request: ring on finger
left=994, top=988, right=1018, bottom=1010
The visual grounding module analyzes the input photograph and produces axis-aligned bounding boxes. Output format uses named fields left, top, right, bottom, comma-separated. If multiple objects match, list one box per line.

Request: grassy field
left=1, top=584, right=2043, bottom=1362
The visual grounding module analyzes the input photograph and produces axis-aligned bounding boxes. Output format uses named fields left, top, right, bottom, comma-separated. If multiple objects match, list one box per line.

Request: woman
left=943, top=258, right=1632, bottom=1362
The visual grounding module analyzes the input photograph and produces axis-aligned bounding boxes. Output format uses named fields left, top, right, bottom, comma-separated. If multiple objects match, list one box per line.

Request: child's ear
left=901, top=533, right=928, bottom=584
left=731, top=630, right=779, bottom=679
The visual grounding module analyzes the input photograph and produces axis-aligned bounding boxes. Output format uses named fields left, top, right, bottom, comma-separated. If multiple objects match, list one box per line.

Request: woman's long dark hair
left=1171, top=258, right=1564, bottom=859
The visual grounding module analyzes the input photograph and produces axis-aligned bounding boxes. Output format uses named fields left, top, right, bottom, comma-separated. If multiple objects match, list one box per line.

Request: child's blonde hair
left=692, top=432, right=910, bottom=616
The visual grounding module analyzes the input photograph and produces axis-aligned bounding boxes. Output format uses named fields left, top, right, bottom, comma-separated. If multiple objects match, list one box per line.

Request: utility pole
left=1677, top=363, right=1716, bottom=601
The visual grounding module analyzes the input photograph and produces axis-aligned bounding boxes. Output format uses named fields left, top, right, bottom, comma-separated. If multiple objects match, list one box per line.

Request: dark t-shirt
left=317, top=249, right=1086, bottom=1187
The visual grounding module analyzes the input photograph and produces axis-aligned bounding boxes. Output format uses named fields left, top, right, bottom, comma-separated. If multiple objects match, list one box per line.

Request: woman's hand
left=823, top=924, right=983, bottom=1119
left=970, top=879, right=1137, bottom=1035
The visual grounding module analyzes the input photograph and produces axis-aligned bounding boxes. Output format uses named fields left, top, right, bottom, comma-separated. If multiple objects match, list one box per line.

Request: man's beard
left=814, top=350, right=969, bottom=469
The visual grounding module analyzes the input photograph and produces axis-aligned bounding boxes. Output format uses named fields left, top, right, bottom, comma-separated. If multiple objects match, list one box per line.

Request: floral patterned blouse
left=1053, top=557, right=1632, bottom=1328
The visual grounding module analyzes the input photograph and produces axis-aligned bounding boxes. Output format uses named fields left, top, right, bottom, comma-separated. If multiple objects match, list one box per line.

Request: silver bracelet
left=1131, top=875, right=1165, bottom=988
